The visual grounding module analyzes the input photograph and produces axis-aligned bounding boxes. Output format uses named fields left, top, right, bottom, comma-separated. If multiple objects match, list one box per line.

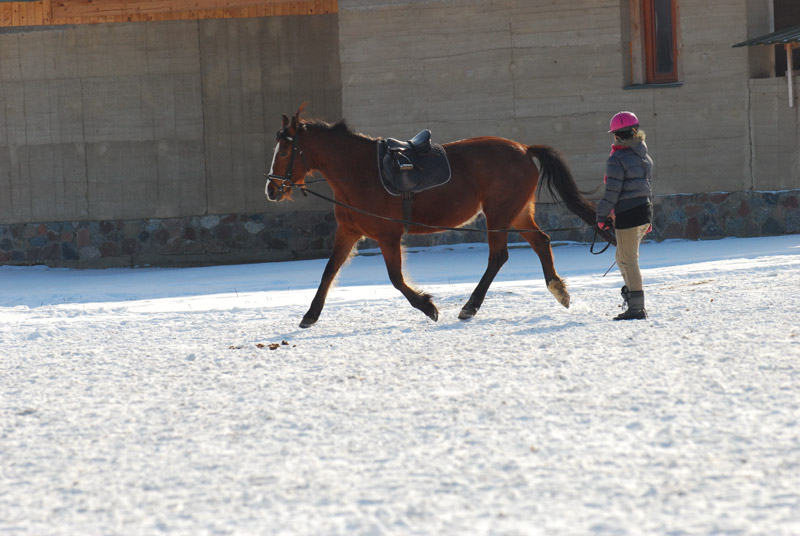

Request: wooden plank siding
left=0, top=0, right=336, bottom=27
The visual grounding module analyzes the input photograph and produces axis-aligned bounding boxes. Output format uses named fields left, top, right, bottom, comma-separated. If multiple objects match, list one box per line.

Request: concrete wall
left=0, top=15, right=341, bottom=226
left=337, top=0, right=654, bottom=190
left=749, top=76, right=800, bottom=190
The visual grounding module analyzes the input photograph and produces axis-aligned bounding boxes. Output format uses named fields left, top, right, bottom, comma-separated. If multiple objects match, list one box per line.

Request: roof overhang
left=733, top=25, right=800, bottom=107
left=733, top=25, right=800, bottom=47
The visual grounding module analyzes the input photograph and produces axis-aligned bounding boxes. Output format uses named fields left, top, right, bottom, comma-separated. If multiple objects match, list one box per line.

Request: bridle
left=265, top=125, right=308, bottom=198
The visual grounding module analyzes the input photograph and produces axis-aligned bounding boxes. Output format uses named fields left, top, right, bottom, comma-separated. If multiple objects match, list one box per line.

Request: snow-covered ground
left=1, top=235, right=799, bottom=535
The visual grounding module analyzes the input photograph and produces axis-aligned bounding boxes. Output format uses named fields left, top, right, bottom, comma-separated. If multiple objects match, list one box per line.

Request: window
left=643, top=0, right=679, bottom=83
left=626, top=0, right=681, bottom=87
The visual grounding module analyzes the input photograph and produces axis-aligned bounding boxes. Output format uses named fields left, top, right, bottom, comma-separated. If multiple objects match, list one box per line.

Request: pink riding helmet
left=608, top=111, right=639, bottom=133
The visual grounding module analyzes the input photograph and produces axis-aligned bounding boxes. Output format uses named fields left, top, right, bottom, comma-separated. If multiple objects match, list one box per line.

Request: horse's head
left=265, top=106, right=309, bottom=202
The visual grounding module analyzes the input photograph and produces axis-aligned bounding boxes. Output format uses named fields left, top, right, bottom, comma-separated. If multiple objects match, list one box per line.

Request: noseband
left=266, top=125, right=307, bottom=196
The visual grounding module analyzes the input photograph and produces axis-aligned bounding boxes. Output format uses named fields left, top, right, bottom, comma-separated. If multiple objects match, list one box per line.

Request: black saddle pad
left=377, top=140, right=452, bottom=197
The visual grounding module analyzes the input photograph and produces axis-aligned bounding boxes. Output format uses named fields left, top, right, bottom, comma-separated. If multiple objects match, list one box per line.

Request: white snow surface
left=1, top=235, right=800, bottom=535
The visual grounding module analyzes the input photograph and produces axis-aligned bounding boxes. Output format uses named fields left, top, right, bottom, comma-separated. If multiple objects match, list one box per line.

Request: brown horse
left=266, top=105, right=614, bottom=328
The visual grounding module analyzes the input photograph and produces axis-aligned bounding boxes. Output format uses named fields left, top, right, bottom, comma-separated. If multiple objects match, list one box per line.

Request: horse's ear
left=295, top=102, right=308, bottom=120
left=288, top=102, right=308, bottom=135
left=281, top=114, right=290, bottom=129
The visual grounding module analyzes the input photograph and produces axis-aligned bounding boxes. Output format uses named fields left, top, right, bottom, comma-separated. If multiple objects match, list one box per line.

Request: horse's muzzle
left=265, top=181, right=280, bottom=202
left=265, top=176, right=289, bottom=202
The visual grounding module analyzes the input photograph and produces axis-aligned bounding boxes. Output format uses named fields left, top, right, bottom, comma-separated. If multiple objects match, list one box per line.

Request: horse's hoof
left=299, top=316, right=317, bottom=328
left=423, top=304, right=439, bottom=322
left=547, top=279, right=570, bottom=309
left=419, top=294, right=439, bottom=322
left=458, top=304, right=477, bottom=320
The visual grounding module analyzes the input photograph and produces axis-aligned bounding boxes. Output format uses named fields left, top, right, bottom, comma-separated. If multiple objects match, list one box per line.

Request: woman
left=596, top=111, right=653, bottom=320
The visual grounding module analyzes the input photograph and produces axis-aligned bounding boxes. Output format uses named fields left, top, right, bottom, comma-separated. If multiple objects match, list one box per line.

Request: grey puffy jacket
left=596, top=131, right=653, bottom=222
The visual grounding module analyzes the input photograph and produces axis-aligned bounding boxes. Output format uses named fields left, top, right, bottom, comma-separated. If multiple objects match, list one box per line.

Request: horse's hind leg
left=300, top=227, right=362, bottom=328
left=513, top=208, right=570, bottom=308
left=459, top=231, right=509, bottom=320
left=379, top=236, right=439, bottom=322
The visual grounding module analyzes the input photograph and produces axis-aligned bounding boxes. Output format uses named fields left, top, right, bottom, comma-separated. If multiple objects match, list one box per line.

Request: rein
left=589, top=229, right=612, bottom=255
left=294, top=181, right=582, bottom=236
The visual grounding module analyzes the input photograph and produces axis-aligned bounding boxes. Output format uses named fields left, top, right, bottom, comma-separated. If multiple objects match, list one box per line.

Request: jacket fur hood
left=613, top=130, right=647, bottom=158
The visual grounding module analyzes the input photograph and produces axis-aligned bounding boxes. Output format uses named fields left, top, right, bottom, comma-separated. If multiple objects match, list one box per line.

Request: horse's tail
left=527, top=145, right=616, bottom=246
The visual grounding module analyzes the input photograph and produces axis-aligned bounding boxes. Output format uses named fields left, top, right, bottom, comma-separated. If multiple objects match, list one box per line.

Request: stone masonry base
left=1, top=190, right=798, bottom=268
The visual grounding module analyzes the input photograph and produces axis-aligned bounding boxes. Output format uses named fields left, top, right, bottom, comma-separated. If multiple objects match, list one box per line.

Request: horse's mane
left=302, top=118, right=377, bottom=142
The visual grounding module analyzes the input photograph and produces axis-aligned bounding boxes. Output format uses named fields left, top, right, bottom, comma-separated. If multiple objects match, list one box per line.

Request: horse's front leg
left=459, top=231, right=509, bottom=319
left=300, top=228, right=362, bottom=328
left=379, top=237, right=439, bottom=322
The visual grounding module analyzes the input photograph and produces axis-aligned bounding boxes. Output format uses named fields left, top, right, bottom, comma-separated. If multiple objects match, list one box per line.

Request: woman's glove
left=597, top=218, right=613, bottom=231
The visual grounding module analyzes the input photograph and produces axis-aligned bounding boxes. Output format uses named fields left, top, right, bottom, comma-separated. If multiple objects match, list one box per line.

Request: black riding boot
left=614, top=290, right=647, bottom=320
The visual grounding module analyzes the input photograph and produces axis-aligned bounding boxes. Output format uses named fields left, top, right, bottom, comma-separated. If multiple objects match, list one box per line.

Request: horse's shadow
left=275, top=312, right=586, bottom=341
left=510, top=318, right=589, bottom=336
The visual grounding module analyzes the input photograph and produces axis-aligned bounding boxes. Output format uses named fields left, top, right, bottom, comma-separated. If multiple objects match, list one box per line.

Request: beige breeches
left=615, top=224, right=650, bottom=292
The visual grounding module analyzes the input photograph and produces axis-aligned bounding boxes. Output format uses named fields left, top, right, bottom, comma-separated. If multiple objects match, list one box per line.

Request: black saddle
left=377, top=129, right=451, bottom=196
left=384, top=129, right=432, bottom=154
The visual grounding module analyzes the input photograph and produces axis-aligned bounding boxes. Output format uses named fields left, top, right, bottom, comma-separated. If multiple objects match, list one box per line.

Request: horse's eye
left=280, top=152, right=288, bottom=158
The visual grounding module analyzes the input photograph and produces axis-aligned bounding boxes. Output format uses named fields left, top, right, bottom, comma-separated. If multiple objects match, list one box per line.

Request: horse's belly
left=407, top=186, right=482, bottom=233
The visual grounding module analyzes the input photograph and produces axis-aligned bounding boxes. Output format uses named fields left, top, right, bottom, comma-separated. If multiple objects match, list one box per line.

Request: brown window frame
left=642, top=0, right=679, bottom=84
